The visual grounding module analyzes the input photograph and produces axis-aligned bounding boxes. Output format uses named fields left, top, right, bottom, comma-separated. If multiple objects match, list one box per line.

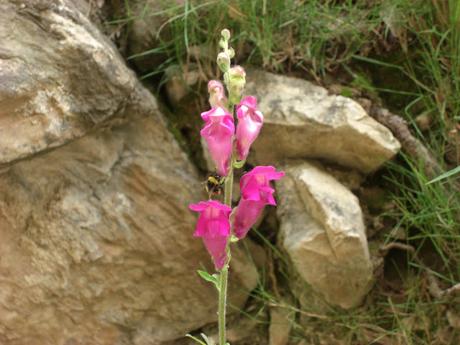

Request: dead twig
left=427, top=272, right=460, bottom=299
left=379, top=242, right=416, bottom=256
left=369, top=105, right=442, bottom=178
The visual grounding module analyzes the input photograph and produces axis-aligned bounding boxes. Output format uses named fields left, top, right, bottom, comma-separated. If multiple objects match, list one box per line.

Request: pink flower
left=201, top=107, right=235, bottom=176
left=189, top=200, right=232, bottom=270
left=208, top=80, right=227, bottom=108
left=233, top=166, right=284, bottom=239
left=235, top=96, right=264, bottom=161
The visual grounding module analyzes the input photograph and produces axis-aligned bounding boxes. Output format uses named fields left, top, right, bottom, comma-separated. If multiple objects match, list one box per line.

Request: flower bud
left=208, top=80, right=227, bottom=108
left=217, top=52, right=230, bottom=72
left=221, top=29, right=231, bottom=41
left=227, top=65, right=246, bottom=104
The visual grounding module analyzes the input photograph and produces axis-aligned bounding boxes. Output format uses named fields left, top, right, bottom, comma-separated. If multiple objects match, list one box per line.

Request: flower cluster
left=189, top=30, right=284, bottom=271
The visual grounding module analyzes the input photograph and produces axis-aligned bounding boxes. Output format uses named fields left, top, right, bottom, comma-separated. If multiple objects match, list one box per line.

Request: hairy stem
left=224, top=168, right=234, bottom=206
left=218, top=102, right=235, bottom=345
left=218, top=264, right=228, bottom=345
left=218, top=166, right=233, bottom=345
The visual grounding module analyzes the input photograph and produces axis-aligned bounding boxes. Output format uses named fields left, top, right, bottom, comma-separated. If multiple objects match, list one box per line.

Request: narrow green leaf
left=200, top=333, right=216, bottom=345
left=185, top=334, right=207, bottom=345
left=427, top=166, right=460, bottom=184
left=197, top=270, right=220, bottom=290
left=197, top=270, right=217, bottom=283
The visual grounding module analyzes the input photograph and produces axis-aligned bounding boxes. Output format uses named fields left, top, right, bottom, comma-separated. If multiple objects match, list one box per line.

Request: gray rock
left=277, top=161, right=374, bottom=309
left=245, top=70, right=401, bottom=173
left=0, top=1, right=257, bottom=344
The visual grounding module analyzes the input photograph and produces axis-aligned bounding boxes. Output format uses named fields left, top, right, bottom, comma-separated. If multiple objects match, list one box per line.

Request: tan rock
left=0, top=1, right=257, bottom=344
left=245, top=70, right=401, bottom=173
left=277, top=161, right=374, bottom=309
left=0, top=0, right=137, bottom=166
left=269, top=306, right=293, bottom=345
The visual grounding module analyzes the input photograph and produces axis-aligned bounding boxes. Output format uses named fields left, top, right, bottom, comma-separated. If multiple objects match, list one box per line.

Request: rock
left=244, top=70, right=401, bottom=173
left=0, top=0, right=137, bottom=166
left=0, top=1, right=257, bottom=344
left=163, top=64, right=208, bottom=172
left=165, top=64, right=201, bottom=105
left=277, top=161, right=374, bottom=309
left=125, top=0, right=181, bottom=72
left=269, top=305, right=292, bottom=345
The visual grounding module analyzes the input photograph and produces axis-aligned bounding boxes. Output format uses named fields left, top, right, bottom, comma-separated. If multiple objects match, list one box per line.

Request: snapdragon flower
left=189, top=200, right=232, bottom=269
left=233, top=166, right=285, bottom=239
left=235, top=96, right=264, bottom=161
left=200, top=107, right=234, bottom=176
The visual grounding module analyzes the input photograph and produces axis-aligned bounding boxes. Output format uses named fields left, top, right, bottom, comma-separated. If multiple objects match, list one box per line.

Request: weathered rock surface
left=0, top=1, right=257, bottom=344
left=124, top=0, right=181, bottom=72
left=245, top=70, right=401, bottom=173
left=277, top=161, right=374, bottom=309
left=0, top=0, right=137, bottom=166
left=269, top=305, right=292, bottom=345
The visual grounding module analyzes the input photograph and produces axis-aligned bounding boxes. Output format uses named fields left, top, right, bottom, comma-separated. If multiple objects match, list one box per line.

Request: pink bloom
left=233, top=166, right=284, bottom=239
left=235, top=96, right=264, bottom=161
left=200, top=107, right=235, bottom=176
left=233, top=199, right=265, bottom=240
left=189, top=200, right=232, bottom=270
left=208, top=80, right=227, bottom=108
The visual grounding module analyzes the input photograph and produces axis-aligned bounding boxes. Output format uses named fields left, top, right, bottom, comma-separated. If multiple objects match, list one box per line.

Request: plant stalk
left=218, top=101, right=235, bottom=345
left=218, top=169, right=233, bottom=345
left=218, top=264, right=228, bottom=345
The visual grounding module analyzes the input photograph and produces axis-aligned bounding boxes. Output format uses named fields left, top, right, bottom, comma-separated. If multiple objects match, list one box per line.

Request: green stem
left=218, top=168, right=233, bottom=345
left=224, top=168, right=234, bottom=206
left=218, top=103, right=235, bottom=345
left=218, top=265, right=228, bottom=345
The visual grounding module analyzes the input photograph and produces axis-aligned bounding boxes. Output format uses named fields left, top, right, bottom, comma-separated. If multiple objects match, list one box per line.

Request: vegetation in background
left=109, top=1, right=460, bottom=343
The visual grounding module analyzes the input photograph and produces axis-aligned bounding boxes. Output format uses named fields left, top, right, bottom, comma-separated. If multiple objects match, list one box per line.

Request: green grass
left=386, top=156, right=460, bottom=279
left=111, top=0, right=417, bottom=78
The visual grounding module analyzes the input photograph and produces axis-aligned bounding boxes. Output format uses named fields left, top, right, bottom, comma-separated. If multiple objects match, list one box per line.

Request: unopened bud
left=228, top=65, right=246, bottom=81
left=217, top=52, right=230, bottom=72
left=227, top=65, right=246, bottom=104
left=208, top=80, right=227, bottom=108
left=228, top=47, right=235, bottom=58
left=221, top=29, right=231, bottom=41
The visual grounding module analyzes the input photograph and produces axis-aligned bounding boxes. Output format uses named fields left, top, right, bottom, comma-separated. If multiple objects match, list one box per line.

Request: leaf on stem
left=200, top=333, right=216, bottom=345
left=185, top=334, right=207, bottom=345
left=197, top=270, right=220, bottom=290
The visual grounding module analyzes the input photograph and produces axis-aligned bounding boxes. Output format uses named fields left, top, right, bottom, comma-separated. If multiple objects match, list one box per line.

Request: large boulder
left=0, top=1, right=257, bottom=344
left=0, top=0, right=137, bottom=166
left=277, top=161, right=374, bottom=309
left=245, top=70, right=401, bottom=173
